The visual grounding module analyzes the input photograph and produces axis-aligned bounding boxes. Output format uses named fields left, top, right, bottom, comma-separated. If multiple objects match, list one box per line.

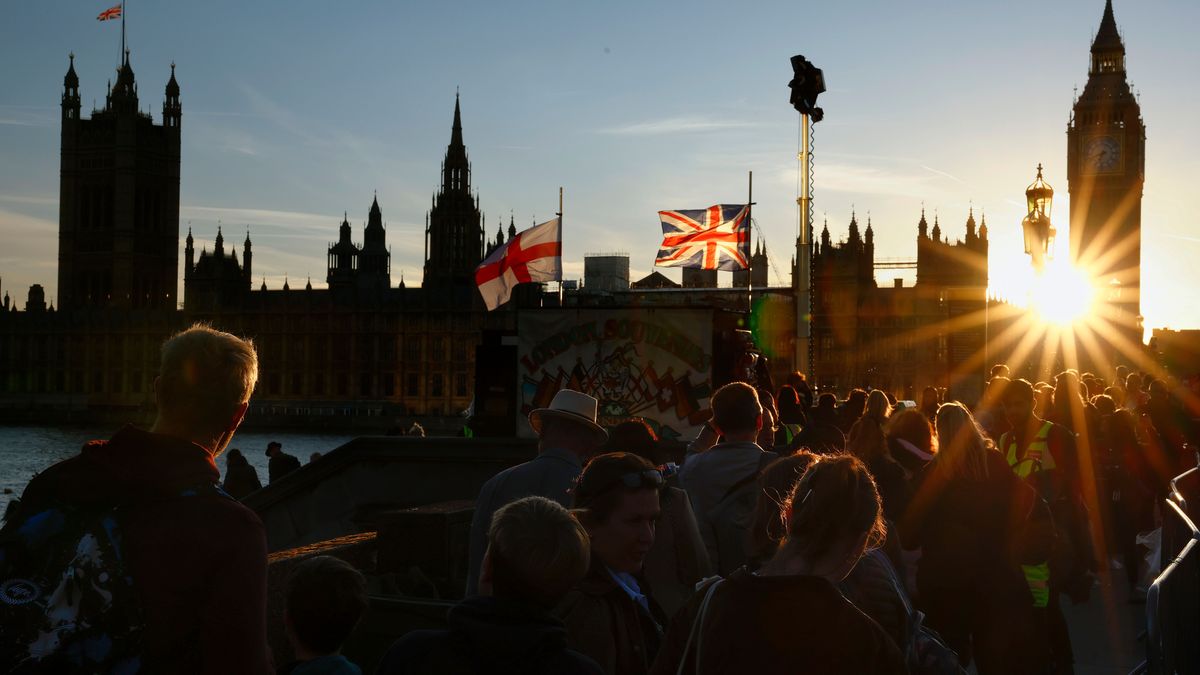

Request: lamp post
left=1022, top=163, right=1056, bottom=273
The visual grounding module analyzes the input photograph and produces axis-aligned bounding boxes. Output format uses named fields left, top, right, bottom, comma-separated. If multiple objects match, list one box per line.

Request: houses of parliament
left=0, top=1, right=1147, bottom=421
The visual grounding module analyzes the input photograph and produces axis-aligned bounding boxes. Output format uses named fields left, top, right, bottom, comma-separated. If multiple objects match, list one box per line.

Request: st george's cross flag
left=655, top=204, right=750, bottom=271
left=97, top=4, right=123, bottom=21
left=475, top=217, right=562, bottom=311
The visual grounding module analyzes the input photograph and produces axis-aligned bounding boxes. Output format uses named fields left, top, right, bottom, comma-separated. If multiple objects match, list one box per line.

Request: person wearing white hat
left=466, top=389, right=609, bottom=596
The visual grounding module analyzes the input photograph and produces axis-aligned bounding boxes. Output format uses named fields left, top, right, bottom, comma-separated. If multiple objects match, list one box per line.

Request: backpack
left=875, top=550, right=966, bottom=675
left=706, top=453, right=774, bottom=575
left=0, top=483, right=230, bottom=673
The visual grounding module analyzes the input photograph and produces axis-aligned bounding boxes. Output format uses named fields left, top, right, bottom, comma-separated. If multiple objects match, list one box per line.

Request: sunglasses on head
left=616, top=469, right=666, bottom=490
left=580, top=468, right=665, bottom=499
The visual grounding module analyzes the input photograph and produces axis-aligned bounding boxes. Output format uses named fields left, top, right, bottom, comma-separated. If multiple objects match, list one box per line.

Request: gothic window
left=359, top=373, right=372, bottom=397
left=429, top=337, right=445, bottom=361
left=404, top=337, right=422, bottom=362
left=382, top=373, right=395, bottom=398
left=291, top=373, right=303, bottom=396
left=431, top=374, right=444, bottom=398
left=313, top=373, right=325, bottom=396
left=455, top=372, right=469, bottom=397
left=337, top=374, right=348, bottom=397
left=406, top=373, right=419, bottom=397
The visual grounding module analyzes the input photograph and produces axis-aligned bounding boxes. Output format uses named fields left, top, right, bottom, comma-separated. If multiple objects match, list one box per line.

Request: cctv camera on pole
left=789, top=54, right=825, bottom=379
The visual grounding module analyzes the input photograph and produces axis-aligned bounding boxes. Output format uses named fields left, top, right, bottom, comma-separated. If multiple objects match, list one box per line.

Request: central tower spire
left=424, top=95, right=484, bottom=290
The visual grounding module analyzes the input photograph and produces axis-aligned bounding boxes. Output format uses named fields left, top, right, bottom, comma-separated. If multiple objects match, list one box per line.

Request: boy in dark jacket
left=281, top=556, right=368, bottom=675
left=378, top=496, right=601, bottom=675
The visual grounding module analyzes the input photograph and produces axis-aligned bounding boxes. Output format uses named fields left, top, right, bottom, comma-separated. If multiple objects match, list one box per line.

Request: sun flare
left=1028, top=262, right=1098, bottom=326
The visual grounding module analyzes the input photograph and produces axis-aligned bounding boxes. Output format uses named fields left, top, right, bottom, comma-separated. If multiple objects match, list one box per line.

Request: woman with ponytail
left=651, top=455, right=904, bottom=674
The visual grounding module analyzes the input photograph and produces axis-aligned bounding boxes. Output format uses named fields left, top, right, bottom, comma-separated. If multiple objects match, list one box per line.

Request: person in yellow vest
left=1000, top=378, right=1083, bottom=675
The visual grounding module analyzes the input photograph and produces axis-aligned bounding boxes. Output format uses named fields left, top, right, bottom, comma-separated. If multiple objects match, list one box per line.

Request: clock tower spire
left=1067, top=0, right=1145, bottom=315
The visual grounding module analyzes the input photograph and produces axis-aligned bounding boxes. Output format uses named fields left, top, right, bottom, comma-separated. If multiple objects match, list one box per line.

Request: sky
left=1, top=0, right=1197, bottom=332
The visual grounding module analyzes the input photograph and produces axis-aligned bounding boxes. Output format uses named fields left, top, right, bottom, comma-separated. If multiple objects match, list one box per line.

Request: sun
left=1028, top=262, right=1098, bottom=326
left=989, top=244, right=1099, bottom=328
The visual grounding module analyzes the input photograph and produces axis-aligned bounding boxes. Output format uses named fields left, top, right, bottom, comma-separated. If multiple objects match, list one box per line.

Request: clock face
left=1084, top=136, right=1121, bottom=172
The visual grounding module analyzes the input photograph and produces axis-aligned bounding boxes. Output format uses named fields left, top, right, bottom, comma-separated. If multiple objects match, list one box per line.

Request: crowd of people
left=1, top=322, right=1197, bottom=673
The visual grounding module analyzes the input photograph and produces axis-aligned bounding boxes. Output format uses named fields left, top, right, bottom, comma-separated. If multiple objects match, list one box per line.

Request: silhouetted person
left=848, top=390, right=909, bottom=524
left=652, top=455, right=904, bottom=674
left=920, top=386, right=940, bottom=423
left=281, top=556, right=368, bottom=675
left=1, top=324, right=272, bottom=672
left=788, top=392, right=845, bottom=455
left=379, top=496, right=602, bottom=675
left=679, top=382, right=777, bottom=573
left=885, top=408, right=935, bottom=479
left=838, top=388, right=868, bottom=435
left=267, top=441, right=302, bottom=484
left=223, top=447, right=262, bottom=499
left=466, top=389, right=608, bottom=596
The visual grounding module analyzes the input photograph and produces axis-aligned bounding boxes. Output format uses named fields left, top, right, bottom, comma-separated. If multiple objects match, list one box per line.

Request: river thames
left=0, top=426, right=356, bottom=513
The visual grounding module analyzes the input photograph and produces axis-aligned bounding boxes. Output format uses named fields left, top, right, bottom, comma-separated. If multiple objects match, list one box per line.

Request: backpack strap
left=718, top=452, right=776, bottom=502
left=676, top=577, right=724, bottom=675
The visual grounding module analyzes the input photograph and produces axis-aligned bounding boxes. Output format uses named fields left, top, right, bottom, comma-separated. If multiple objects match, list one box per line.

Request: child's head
left=480, top=495, right=590, bottom=608
left=285, top=555, right=369, bottom=657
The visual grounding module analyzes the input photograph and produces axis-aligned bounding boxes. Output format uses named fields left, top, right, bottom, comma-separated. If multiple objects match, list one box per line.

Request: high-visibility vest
left=1021, top=562, right=1051, bottom=608
left=1003, top=421, right=1056, bottom=479
left=782, top=423, right=801, bottom=445
left=1003, top=421, right=1056, bottom=608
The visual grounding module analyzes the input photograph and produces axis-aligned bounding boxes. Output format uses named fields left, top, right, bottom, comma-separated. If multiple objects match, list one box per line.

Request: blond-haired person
left=5, top=324, right=272, bottom=673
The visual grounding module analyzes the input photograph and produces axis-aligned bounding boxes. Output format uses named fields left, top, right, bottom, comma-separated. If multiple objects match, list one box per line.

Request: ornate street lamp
left=1022, top=163, right=1056, bottom=272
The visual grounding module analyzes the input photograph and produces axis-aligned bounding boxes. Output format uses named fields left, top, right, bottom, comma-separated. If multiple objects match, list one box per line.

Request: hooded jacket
left=9, top=425, right=273, bottom=675
left=377, top=596, right=603, bottom=675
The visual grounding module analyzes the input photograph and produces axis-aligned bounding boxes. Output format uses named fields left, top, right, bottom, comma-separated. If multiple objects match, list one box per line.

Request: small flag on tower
left=655, top=204, right=750, bottom=270
left=97, top=4, right=122, bottom=21
left=475, top=218, right=562, bottom=311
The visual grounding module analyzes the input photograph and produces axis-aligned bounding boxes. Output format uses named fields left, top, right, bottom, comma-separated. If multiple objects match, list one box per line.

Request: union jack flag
left=97, top=4, right=122, bottom=21
left=655, top=204, right=750, bottom=271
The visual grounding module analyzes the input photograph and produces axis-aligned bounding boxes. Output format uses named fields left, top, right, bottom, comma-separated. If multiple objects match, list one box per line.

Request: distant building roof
left=631, top=271, right=680, bottom=289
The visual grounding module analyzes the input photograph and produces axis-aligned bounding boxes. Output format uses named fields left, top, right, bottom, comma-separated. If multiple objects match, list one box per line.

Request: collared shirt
left=465, top=446, right=584, bottom=596
left=608, top=567, right=650, bottom=613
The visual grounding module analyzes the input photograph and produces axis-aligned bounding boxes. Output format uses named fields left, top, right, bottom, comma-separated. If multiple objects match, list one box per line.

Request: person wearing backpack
left=651, top=454, right=904, bottom=675
left=677, top=382, right=777, bottom=575
left=0, top=324, right=273, bottom=674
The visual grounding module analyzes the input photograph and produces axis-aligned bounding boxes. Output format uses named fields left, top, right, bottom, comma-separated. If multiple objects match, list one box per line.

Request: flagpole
left=557, top=187, right=564, bottom=307
left=121, top=1, right=127, bottom=60
left=746, top=170, right=753, bottom=314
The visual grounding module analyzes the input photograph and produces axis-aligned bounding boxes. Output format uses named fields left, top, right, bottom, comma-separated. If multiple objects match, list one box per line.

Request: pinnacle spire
left=451, top=91, right=463, bottom=149
left=1093, top=0, right=1123, bottom=52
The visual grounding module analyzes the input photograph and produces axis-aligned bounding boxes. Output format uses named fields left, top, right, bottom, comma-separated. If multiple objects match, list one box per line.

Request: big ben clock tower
left=1067, top=0, right=1146, bottom=315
